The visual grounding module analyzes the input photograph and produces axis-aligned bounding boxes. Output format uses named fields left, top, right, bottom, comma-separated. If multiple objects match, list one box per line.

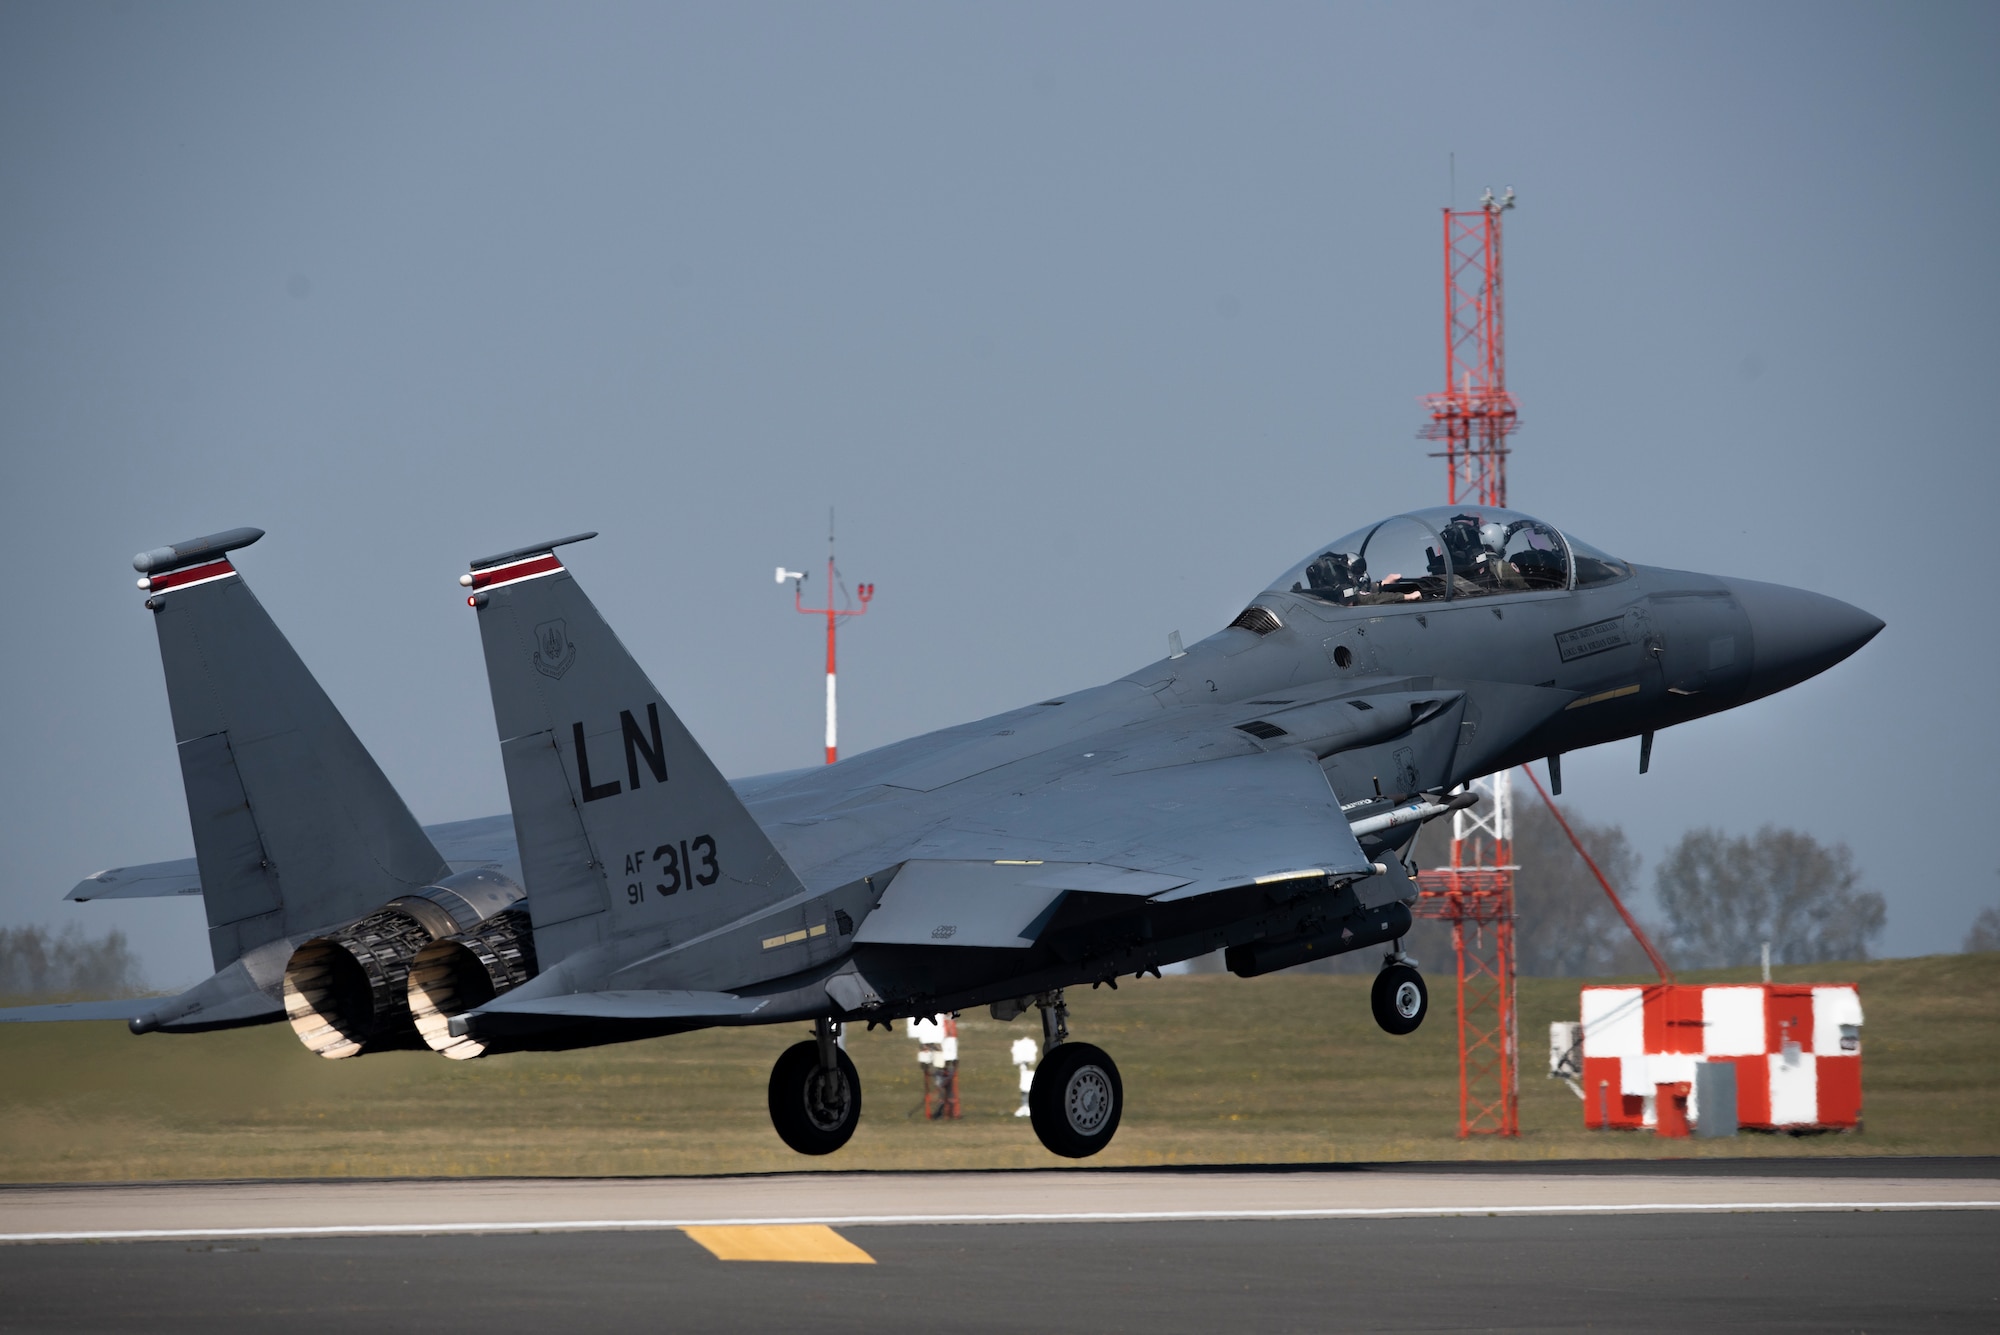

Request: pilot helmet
left=1479, top=521, right=1507, bottom=553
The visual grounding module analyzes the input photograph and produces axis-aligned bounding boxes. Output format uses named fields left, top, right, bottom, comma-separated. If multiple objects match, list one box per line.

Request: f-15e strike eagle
left=6, top=508, right=1881, bottom=1157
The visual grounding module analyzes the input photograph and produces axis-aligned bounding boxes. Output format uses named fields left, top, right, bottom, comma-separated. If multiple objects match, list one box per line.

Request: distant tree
left=1655, top=826, right=1885, bottom=969
left=0, top=924, right=147, bottom=999
left=1506, top=802, right=1660, bottom=977
left=1965, top=906, right=2000, bottom=954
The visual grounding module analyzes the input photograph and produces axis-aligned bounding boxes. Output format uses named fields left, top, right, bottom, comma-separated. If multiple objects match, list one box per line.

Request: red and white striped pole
left=779, top=515, right=873, bottom=765
left=823, top=555, right=837, bottom=764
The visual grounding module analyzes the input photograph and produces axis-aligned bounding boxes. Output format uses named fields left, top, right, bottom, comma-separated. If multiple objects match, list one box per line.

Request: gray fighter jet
left=7, top=507, right=1881, bottom=1159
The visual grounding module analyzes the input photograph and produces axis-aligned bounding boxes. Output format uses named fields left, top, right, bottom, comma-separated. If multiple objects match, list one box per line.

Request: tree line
left=1285, top=804, right=1892, bottom=977
left=0, top=924, right=147, bottom=1000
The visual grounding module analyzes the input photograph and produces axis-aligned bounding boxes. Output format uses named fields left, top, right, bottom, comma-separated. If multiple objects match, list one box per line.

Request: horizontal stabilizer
left=67, top=815, right=523, bottom=903
left=0, top=998, right=160, bottom=1024
left=423, top=814, right=522, bottom=873
left=124, top=940, right=293, bottom=1032
left=452, top=988, right=769, bottom=1032
left=68, top=857, right=202, bottom=901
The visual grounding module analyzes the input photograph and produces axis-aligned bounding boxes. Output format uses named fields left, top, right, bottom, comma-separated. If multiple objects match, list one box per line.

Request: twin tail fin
left=139, top=528, right=451, bottom=970
left=464, top=536, right=811, bottom=972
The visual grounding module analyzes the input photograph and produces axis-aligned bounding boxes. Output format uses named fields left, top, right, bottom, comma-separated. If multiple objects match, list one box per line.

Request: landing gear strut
left=768, top=1017, right=862, bottom=1155
left=1372, top=947, right=1428, bottom=1036
left=1028, top=989, right=1123, bottom=1159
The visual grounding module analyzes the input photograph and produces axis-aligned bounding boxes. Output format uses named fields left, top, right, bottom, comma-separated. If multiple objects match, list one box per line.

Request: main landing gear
left=1027, top=990, right=1124, bottom=1159
left=768, top=1017, right=861, bottom=1155
left=1371, top=948, right=1428, bottom=1036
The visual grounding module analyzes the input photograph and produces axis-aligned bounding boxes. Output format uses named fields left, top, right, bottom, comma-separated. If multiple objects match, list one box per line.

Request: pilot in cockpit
left=1439, top=514, right=1496, bottom=593
left=1303, top=551, right=1365, bottom=603
left=1438, top=514, right=1543, bottom=597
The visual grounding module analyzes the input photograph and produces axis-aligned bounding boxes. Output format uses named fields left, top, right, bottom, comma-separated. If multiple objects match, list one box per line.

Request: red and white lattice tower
left=1412, top=187, right=1521, bottom=1137
left=1422, top=187, right=1518, bottom=508
left=1414, top=770, right=1519, bottom=1136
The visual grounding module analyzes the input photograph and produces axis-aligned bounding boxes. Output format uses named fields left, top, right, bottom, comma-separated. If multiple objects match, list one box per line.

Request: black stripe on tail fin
left=466, top=537, right=808, bottom=970
left=140, top=530, right=449, bottom=970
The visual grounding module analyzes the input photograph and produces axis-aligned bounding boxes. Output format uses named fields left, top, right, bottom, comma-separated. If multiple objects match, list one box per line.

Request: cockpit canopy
left=1267, top=505, right=1631, bottom=607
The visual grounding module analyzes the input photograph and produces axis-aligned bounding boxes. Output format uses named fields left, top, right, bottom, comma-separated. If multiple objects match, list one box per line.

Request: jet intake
left=282, top=869, right=525, bottom=1059
left=407, top=908, right=539, bottom=1059
left=1224, top=901, right=1412, bottom=978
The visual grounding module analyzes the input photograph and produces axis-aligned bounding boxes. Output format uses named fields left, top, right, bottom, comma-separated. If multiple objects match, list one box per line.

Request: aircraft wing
left=934, top=745, right=1370, bottom=895
left=853, top=746, right=1372, bottom=947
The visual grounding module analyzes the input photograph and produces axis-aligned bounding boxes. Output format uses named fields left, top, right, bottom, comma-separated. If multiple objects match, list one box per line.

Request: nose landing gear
left=1372, top=949, right=1428, bottom=1036
left=1027, top=990, right=1124, bottom=1159
left=769, top=1017, right=862, bottom=1155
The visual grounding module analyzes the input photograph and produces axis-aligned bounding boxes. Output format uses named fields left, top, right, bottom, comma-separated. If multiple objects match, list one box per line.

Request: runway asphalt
left=2, top=1160, right=1994, bottom=1333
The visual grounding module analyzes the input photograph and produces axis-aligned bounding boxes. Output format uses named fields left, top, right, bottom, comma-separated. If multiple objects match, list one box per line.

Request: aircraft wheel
left=768, top=1039, right=862, bottom=1155
left=1372, top=963, right=1428, bottom=1036
left=1029, top=1041, right=1123, bottom=1159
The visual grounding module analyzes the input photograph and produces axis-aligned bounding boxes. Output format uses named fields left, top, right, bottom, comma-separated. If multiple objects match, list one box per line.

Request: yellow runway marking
left=682, top=1224, right=875, bottom=1264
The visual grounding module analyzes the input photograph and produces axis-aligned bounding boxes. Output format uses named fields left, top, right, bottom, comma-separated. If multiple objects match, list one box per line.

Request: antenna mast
left=777, top=511, right=874, bottom=765
left=1413, top=187, right=1522, bottom=1138
left=1422, top=187, right=1518, bottom=508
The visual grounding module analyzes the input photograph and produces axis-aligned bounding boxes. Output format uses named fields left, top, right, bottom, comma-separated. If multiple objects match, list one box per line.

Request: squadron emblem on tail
left=532, top=619, right=575, bottom=679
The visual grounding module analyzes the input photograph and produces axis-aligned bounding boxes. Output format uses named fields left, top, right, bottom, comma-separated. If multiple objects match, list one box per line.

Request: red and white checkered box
left=1578, top=983, right=1863, bottom=1131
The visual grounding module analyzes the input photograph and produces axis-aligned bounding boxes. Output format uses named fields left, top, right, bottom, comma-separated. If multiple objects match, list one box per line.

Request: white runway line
left=6, top=1199, right=2000, bottom=1245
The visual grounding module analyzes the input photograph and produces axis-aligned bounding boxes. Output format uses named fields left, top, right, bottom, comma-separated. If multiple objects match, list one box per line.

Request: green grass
left=3, top=953, right=1995, bottom=1182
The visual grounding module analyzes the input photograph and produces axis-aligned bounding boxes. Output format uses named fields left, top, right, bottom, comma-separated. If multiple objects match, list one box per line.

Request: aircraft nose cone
left=1729, top=577, right=1883, bottom=702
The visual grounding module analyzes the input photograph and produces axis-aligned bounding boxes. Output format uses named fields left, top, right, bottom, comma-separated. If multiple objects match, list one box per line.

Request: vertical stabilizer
left=137, top=529, right=450, bottom=969
left=464, top=536, right=809, bottom=971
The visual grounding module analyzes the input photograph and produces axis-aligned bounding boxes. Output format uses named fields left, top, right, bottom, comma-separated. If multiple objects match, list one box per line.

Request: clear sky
left=2, top=2, right=1994, bottom=987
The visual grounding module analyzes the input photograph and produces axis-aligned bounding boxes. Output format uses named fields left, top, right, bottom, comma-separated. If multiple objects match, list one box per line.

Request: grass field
left=3, top=953, right=1996, bottom=1182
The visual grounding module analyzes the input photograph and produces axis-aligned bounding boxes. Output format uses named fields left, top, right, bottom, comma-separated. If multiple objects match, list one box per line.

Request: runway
left=3, top=1161, right=1995, bottom=1333
left=2, top=1156, right=1995, bottom=1242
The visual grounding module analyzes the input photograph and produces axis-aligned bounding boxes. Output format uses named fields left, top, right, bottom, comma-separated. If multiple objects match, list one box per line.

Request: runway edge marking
left=6, top=1200, right=2000, bottom=1244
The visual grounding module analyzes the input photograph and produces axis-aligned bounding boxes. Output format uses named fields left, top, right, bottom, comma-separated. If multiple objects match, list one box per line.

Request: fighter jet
left=7, top=507, right=1881, bottom=1159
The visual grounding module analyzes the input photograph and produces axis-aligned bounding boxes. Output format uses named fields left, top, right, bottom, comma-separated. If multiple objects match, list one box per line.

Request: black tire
left=767, top=1039, right=862, bottom=1155
left=1372, top=963, right=1428, bottom=1035
left=1028, top=1041, right=1123, bottom=1159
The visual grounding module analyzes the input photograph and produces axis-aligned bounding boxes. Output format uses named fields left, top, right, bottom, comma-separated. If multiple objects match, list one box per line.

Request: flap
left=856, top=859, right=1186, bottom=949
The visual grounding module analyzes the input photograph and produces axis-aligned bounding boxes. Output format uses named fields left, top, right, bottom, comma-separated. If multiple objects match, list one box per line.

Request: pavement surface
left=2, top=1157, right=1995, bottom=1242
left=2, top=1161, right=1994, bottom=1333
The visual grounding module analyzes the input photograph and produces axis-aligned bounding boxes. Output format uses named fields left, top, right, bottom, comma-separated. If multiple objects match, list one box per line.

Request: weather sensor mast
left=1423, top=187, right=1518, bottom=509
left=777, top=512, right=874, bottom=765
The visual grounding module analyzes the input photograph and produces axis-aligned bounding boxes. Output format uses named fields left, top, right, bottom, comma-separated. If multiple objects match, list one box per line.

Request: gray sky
left=2, top=2, right=1994, bottom=987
